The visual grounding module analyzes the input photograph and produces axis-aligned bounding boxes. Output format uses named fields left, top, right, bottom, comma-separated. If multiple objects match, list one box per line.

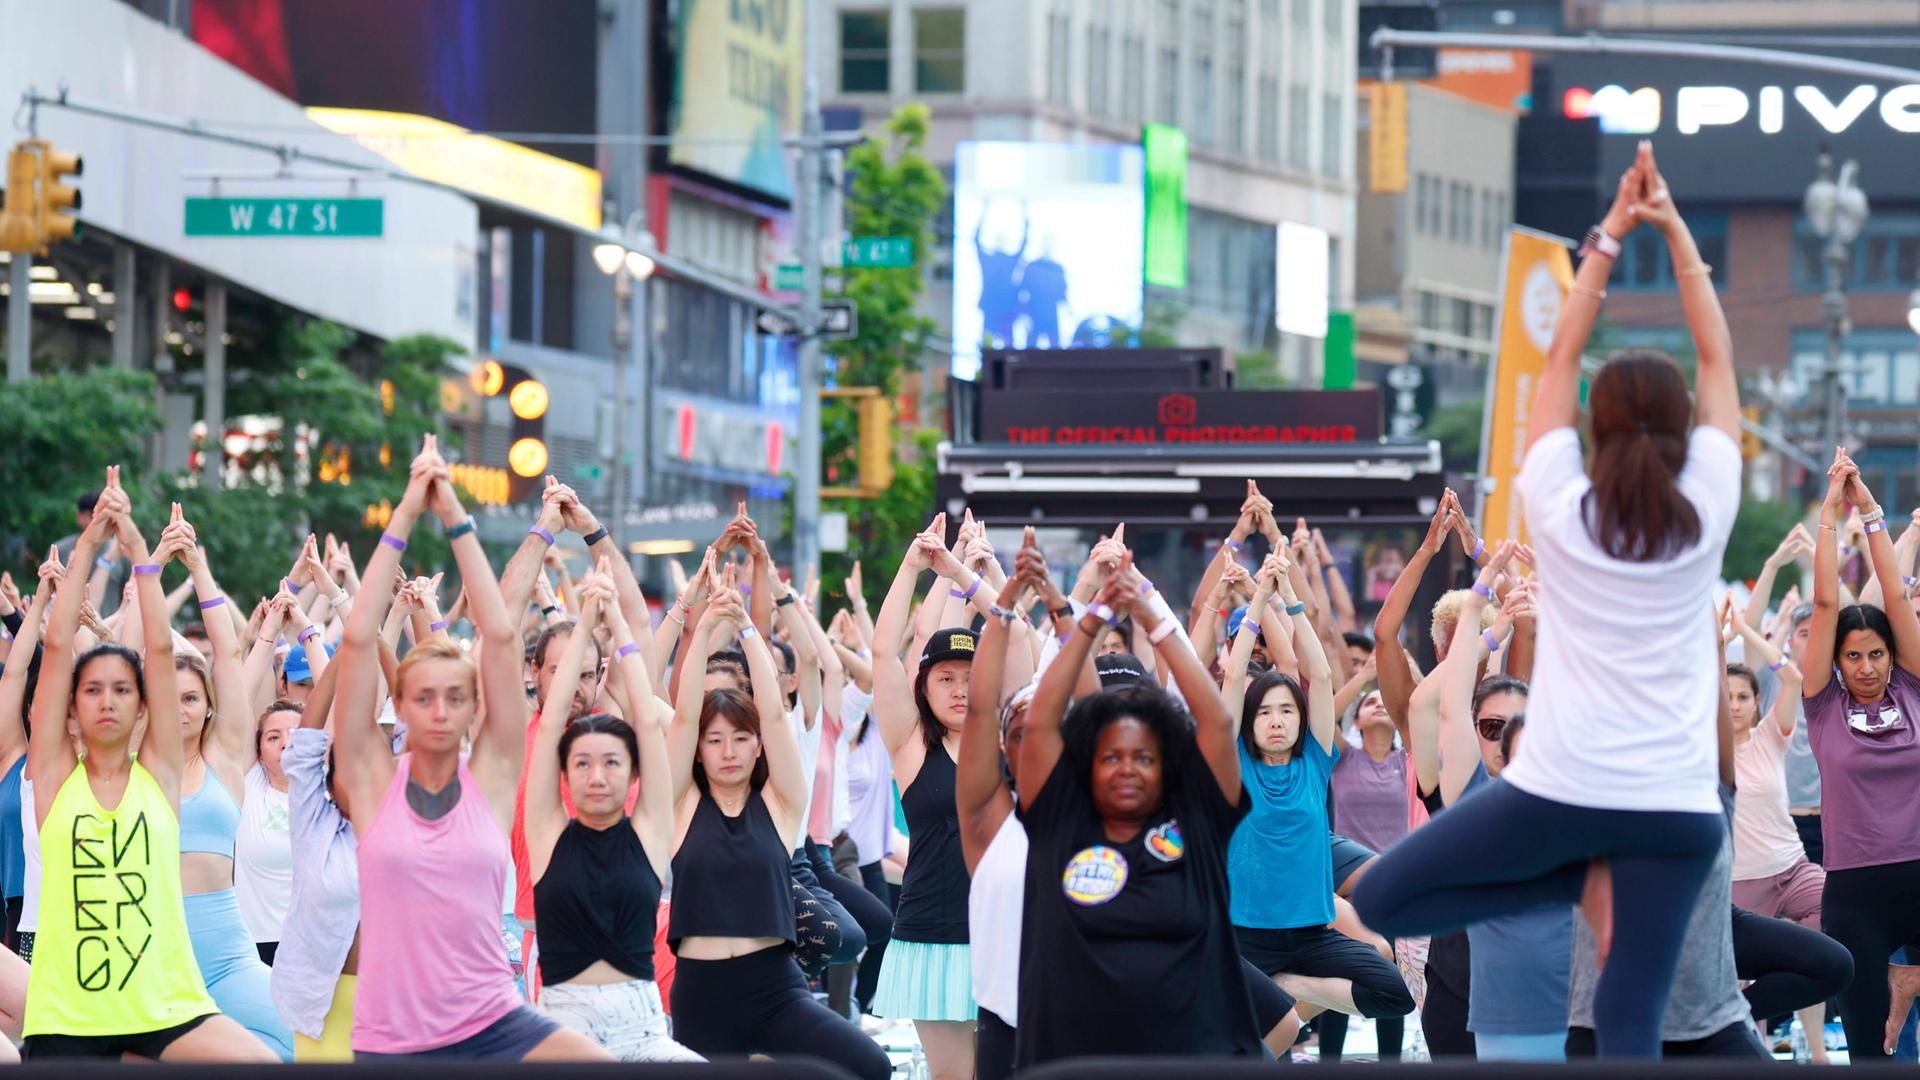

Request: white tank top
left=18, top=778, right=37, bottom=934
left=968, top=814, right=1027, bottom=1023
left=234, top=763, right=294, bottom=942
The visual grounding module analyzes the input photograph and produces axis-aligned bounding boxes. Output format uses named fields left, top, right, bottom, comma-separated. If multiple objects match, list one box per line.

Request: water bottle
left=908, top=1045, right=929, bottom=1080
left=1790, top=1018, right=1809, bottom=1063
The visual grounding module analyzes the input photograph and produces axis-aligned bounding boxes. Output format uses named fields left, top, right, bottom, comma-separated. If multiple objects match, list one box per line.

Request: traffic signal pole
left=5, top=254, right=27, bottom=382
left=793, top=0, right=824, bottom=578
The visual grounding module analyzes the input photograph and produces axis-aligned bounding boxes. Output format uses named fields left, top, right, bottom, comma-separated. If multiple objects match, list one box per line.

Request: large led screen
left=951, top=142, right=1145, bottom=381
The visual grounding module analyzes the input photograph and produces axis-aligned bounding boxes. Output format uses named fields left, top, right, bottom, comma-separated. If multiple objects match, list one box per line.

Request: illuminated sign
left=450, top=463, right=512, bottom=506
left=508, top=437, right=549, bottom=478
left=1276, top=222, right=1330, bottom=341
left=305, top=108, right=602, bottom=231
left=1563, top=83, right=1920, bottom=136
left=509, top=379, right=549, bottom=420
left=668, top=0, right=803, bottom=199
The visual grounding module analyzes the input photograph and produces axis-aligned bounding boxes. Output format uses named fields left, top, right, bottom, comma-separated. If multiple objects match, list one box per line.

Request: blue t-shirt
left=0, top=756, right=22, bottom=899
left=1458, top=765, right=1573, bottom=1035
left=1228, top=735, right=1338, bottom=929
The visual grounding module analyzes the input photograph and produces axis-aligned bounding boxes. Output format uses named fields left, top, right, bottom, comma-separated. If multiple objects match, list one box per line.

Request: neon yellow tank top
left=23, top=762, right=216, bottom=1037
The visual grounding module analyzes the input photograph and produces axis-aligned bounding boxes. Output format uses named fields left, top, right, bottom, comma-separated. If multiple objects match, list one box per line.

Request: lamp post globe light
left=1906, top=287, right=1920, bottom=337
left=595, top=213, right=657, bottom=549
left=1802, top=153, right=1867, bottom=462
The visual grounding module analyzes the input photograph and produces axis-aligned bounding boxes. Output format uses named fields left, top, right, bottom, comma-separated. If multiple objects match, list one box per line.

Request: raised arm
left=1122, top=555, right=1241, bottom=801
left=526, top=575, right=604, bottom=883
left=161, top=508, right=265, bottom=782
left=1374, top=498, right=1452, bottom=744
left=739, top=605, right=806, bottom=843
left=1803, top=452, right=1853, bottom=698
left=1221, top=565, right=1276, bottom=734
left=1529, top=159, right=1640, bottom=446
left=500, top=477, right=570, bottom=625
left=1019, top=563, right=1109, bottom=812
left=0, top=556, right=59, bottom=776
left=1438, top=546, right=1524, bottom=805
left=959, top=538, right=1029, bottom=872
left=424, top=461, right=526, bottom=780
left=1273, top=552, right=1336, bottom=755
left=670, top=586, right=742, bottom=806
left=109, top=479, right=186, bottom=801
left=1629, top=144, right=1738, bottom=442
left=1728, top=603, right=1799, bottom=739
left=1748, top=525, right=1813, bottom=628
left=872, top=517, right=943, bottom=757
left=30, top=474, right=122, bottom=805
left=1844, top=459, right=1920, bottom=677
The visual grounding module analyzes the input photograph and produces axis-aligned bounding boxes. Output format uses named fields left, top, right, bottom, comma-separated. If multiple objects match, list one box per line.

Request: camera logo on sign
left=1158, top=394, right=1197, bottom=426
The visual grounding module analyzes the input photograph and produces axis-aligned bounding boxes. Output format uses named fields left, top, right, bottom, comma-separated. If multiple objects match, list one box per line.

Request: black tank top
left=893, top=740, right=970, bottom=943
left=533, top=818, right=661, bottom=984
left=668, top=790, right=794, bottom=949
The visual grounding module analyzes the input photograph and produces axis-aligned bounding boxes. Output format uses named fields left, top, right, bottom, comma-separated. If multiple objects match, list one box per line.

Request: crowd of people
left=0, top=142, right=1915, bottom=1070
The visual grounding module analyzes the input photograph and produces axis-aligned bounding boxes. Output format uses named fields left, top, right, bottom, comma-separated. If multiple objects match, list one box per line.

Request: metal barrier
left=11, top=1060, right=859, bottom=1078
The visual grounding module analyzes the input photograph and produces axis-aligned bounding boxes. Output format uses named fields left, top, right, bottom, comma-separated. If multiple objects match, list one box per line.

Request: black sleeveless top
left=668, top=790, right=794, bottom=949
left=533, top=818, right=662, bottom=984
left=893, top=741, right=970, bottom=944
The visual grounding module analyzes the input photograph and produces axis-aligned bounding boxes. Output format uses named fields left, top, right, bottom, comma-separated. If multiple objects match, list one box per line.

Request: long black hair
left=73, top=643, right=145, bottom=701
left=1061, top=684, right=1196, bottom=803
left=1240, top=669, right=1308, bottom=760
left=1833, top=603, right=1897, bottom=665
left=691, top=688, right=770, bottom=793
left=558, top=711, right=641, bottom=773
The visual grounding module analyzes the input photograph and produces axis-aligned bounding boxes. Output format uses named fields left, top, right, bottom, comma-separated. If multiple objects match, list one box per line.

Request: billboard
left=1275, top=222, right=1330, bottom=340
left=669, top=0, right=804, bottom=200
left=952, top=142, right=1146, bottom=381
left=1142, top=125, right=1189, bottom=288
left=1547, top=47, right=1920, bottom=203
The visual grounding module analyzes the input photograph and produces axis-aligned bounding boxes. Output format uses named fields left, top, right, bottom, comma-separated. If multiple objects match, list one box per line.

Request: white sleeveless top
left=968, top=814, right=1027, bottom=1022
left=18, top=778, right=37, bottom=934
left=235, top=763, right=294, bottom=941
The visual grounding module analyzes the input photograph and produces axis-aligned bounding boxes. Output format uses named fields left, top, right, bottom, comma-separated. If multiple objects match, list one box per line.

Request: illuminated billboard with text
left=669, top=0, right=804, bottom=199
left=951, top=142, right=1146, bottom=381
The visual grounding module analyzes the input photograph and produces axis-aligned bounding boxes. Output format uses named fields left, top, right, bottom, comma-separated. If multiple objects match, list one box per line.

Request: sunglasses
left=1475, top=714, right=1510, bottom=742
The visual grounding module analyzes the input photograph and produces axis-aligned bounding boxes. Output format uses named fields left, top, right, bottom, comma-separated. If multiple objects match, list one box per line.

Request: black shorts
left=1331, top=834, right=1377, bottom=892
left=23, top=1014, right=214, bottom=1060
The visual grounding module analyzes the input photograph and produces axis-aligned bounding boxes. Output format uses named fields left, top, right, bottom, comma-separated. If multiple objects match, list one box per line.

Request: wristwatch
left=1579, top=225, right=1622, bottom=260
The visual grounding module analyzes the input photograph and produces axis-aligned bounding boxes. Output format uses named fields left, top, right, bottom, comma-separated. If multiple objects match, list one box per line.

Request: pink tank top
left=353, top=754, right=522, bottom=1053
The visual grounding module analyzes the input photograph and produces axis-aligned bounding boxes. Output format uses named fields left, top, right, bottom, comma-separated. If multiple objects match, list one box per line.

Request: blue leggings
left=186, top=889, right=294, bottom=1060
left=1350, top=779, right=1724, bottom=1059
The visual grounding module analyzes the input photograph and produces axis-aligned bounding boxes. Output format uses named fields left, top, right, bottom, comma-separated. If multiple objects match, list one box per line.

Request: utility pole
left=793, top=0, right=825, bottom=577
left=1803, top=153, right=1867, bottom=464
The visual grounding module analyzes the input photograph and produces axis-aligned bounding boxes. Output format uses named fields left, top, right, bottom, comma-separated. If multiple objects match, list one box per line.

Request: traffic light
left=32, top=141, right=82, bottom=250
left=0, top=139, right=82, bottom=255
left=820, top=387, right=895, bottom=498
left=1740, top=405, right=1763, bottom=461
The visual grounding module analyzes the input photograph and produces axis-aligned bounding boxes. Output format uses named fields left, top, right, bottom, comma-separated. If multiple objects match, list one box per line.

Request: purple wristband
left=379, top=532, right=407, bottom=552
left=298, top=625, right=320, bottom=644
left=132, top=563, right=161, bottom=576
left=616, top=642, right=642, bottom=660
left=429, top=619, right=449, bottom=632
left=528, top=524, right=555, bottom=545
left=1482, top=628, right=1501, bottom=652
left=950, top=578, right=981, bottom=602
left=1471, top=581, right=1493, bottom=600
left=198, top=596, right=226, bottom=611
left=1471, top=538, right=1485, bottom=561
left=1865, top=521, right=1887, bottom=535
left=1223, top=537, right=1243, bottom=553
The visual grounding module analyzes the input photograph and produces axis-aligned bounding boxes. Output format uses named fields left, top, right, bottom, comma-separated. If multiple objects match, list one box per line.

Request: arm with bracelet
left=1727, top=602, right=1799, bottom=740
left=1127, top=557, right=1244, bottom=802
left=1222, top=567, right=1277, bottom=734
left=1373, top=497, right=1454, bottom=745
left=1436, top=542, right=1522, bottom=806
left=1846, top=462, right=1920, bottom=678
left=1274, top=553, right=1337, bottom=755
left=500, top=477, right=570, bottom=622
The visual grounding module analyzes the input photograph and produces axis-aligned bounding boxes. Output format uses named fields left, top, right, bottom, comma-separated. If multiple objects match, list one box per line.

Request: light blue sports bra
left=180, top=771, right=240, bottom=857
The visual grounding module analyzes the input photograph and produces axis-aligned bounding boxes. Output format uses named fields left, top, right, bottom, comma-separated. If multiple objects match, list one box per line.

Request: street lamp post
left=1802, top=153, right=1867, bottom=460
left=594, top=215, right=657, bottom=550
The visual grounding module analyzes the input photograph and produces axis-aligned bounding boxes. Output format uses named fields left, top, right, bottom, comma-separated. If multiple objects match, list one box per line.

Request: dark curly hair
left=691, top=688, right=770, bottom=794
left=1061, top=684, right=1198, bottom=807
left=1240, top=670, right=1309, bottom=760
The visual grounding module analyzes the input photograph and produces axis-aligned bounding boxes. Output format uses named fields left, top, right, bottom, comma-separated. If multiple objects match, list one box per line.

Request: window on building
left=1325, top=0, right=1343, bottom=34
left=1225, top=63, right=1246, bottom=154
left=1087, top=25, right=1109, bottom=117
left=1418, top=289, right=1439, bottom=330
left=1287, top=84, right=1310, bottom=168
left=1794, top=213, right=1920, bottom=292
left=1193, top=57, right=1215, bottom=144
left=1790, top=328, right=1920, bottom=407
left=1413, top=174, right=1428, bottom=233
left=1320, top=93, right=1342, bottom=179
left=1460, top=183, right=1473, bottom=244
left=1047, top=11, right=1070, bottom=106
left=1292, top=0, right=1310, bottom=27
left=914, top=8, right=965, bottom=93
left=1157, top=46, right=1180, bottom=125
left=1257, top=75, right=1280, bottom=161
left=839, top=10, right=890, bottom=93
left=1124, top=35, right=1147, bottom=124
left=1618, top=213, right=1729, bottom=290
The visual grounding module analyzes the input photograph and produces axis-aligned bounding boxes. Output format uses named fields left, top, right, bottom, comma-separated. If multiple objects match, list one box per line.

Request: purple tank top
left=1329, top=746, right=1410, bottom=855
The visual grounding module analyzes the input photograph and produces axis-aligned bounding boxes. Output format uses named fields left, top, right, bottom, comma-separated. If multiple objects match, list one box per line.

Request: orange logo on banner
left=1477, top=229, right=1574, bottom=547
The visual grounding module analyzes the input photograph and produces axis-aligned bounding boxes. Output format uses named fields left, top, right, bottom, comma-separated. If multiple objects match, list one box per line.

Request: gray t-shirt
left=1757, top=663, right=1822, bottom=810
left=1461, top=766, right=1574, bottom=1035
left=1567, top=787, right=1747, bottom=1040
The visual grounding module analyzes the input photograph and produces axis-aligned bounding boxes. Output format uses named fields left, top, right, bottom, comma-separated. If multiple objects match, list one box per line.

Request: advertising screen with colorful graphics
left=669, top=0, right=804, bottom=200
left=951, top=142, right=1146, bottom=381
left=1548, top=47, right=1920, bottom=202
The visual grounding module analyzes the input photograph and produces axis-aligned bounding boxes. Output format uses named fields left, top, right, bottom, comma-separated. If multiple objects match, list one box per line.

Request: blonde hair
left=175, top=651, right=217, bottom=748
left=393, top=636, right=477, bottom=700
left=1430, top=588, right=1499, bottom=653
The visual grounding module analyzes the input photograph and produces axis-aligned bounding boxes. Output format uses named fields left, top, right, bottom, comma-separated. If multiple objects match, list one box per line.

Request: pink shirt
left=354, top=754, right=523, bottom=1054
left=1732, top=719, right=1806, bottom=881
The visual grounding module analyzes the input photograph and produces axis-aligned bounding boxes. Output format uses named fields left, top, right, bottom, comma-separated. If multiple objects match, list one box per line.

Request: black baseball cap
left=920, top=627, right=978, bottom=668
left=1095, top=652, right=1151, bottom=689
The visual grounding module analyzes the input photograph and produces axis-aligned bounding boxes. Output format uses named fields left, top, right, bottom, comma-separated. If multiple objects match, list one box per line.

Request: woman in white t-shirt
left=1352, top=142, right=1743, bottom=1059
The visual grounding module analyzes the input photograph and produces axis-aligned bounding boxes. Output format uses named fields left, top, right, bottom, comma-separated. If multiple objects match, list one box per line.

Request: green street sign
left=843, top=236, right=913, bottom=268
left=572, top=463, right=605, bottom=482
left=774, top=264, right=804, bottom=291
left=184, top=197, right=384, bottom=238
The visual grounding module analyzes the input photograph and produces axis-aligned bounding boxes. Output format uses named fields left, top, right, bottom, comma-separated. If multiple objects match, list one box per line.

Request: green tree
left=0, top=367, right=160, bottom=571
left=1724, top=494, right=1809, bottom=589
left=817, top=104, right=947, bottom=609
left=1425, top=399, right=1485, bottom=472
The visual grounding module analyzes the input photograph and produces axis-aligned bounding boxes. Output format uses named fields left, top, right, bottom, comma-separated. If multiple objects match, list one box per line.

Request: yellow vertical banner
left=1478, top=228, right=1575, bottom=546
left=1367, top=82, right=1408, bottom=194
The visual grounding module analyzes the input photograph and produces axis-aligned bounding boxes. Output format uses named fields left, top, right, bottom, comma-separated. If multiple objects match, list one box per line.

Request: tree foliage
left=1724, top=494, right=1808, bottom=590
left=817, top=105, right=947, bottom=610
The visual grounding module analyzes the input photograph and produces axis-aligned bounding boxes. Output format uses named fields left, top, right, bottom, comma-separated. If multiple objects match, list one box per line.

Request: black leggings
left=1316, top=1013, right=1405, bottom=1062
left=806, top=840, right=892, bottom=969
left=855, top=860, right=898, bottom=1013
left=1235, top=925, right=1415, bottom=1019
left=1351, top=778, right=1724, bottom=1058
left=1732, top=904, right=1853, bottom=1020
left=1823, top=858, right=1920, bottom=1061
left=976, top=1007, right=1016, bottom=1080
left=1422, top=932, right=1476, bottom=1059
left=670, top=946, right=893, bottom=1080
left=1566, top=1019, right=1769, bottom=1059
left=791, top=848, right=858, bottom=964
